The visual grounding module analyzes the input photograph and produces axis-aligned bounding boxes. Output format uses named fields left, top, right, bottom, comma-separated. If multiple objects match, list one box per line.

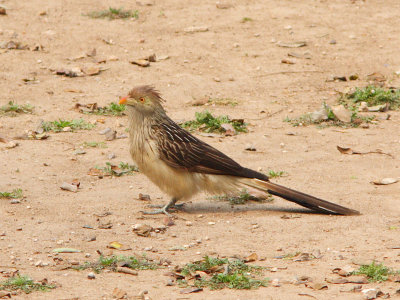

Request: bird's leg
left=141, top=198, right=181, bottom=216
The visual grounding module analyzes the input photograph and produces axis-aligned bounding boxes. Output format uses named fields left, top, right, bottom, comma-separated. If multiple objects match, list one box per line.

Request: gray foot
left=141, top=198, right=181, bottom=216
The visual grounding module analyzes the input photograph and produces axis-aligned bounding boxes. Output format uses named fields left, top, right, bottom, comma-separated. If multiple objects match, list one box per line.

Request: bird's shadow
left=175, top=201, right=322, bottom=215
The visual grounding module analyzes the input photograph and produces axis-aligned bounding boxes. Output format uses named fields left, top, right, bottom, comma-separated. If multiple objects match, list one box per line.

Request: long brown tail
left=238, top=178, right=360, bottom=215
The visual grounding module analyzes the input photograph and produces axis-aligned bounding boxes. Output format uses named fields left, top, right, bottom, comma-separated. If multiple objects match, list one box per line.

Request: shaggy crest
left=128, top=85, right=164, bottom=104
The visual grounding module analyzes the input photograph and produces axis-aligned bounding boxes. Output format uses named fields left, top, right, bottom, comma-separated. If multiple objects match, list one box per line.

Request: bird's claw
left=141, top=207, right=173, bottom=216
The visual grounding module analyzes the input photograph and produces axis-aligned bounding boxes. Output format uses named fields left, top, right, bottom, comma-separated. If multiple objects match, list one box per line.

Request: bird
left=119, top=85, right=360, bottom=216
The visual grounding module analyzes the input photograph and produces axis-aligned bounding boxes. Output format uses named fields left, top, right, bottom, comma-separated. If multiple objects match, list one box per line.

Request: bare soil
left=1, top=0, right=400, bottom=299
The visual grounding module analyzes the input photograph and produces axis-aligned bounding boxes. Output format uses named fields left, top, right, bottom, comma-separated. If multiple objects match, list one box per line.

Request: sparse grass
left=342, top=86, right=400, bottom=109
left=0, top=188, right=23, bottom=199
left=85, top=102, right=126, bottom=116
left=76, top=255, right=158, bottom=273
left=95, top=162, right=138, bottom=176
left=82, top=141, right=107, bottom=148
left=86, top=7, right=139, bottom=20
left=267, top=170, right=285, bottom=178
left=207, top=98, right=238, bottom=107
left=182, top=111, right=247, bottom=134
left=241, top=17, right=253, bottom=23
left=352, top=261, right=399, bottom=282
left=0, top=274, right=55, bottom=294
left=282, top=252, right=302, bottom=260
left=0, top=101, right=34, bottom=115
left=212, top=189, right=273, bottom=205
left=284, top=103, right=375, bottom=128
left=42, top=119, right=95, bottom=132
left=178, top=256, right=268, bottom=290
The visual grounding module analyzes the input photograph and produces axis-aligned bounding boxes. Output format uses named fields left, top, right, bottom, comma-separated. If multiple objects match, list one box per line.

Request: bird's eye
left=139, top=97, right=145, bottom=102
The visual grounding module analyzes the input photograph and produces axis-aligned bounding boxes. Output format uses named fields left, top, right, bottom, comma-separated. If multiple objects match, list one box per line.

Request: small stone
left=99, top=127, right=111, bottom=135
left=10, top=199, right=21, bottom=204
left=271, top=278, right=280, bottom=287
left=245, top=144, right=256, bottom=151
left=60, top=182, right=78, bottom=193
left=0, top=7, right=6, bottom=15
left=208, top=222, right=216, bottom=225
left=130, top=59, right=150, bottom=67
left=213, top=77, right=221, bottom=82
left=138, top=193, right=151, bottom=201
left=186, top=221, right=193, bottom=226
left=35, top=260, right=43, bottom=267
left=184, top=26, right=209, bottom=33
left=329, top=39, right=337, bottom=44
left=105, top=130, right=116, bottom=141
left=62, top=126, right=72, bottom=132
left=107, top=152, right=116, bottom=159
left=87, top=272, right=96, bottom=279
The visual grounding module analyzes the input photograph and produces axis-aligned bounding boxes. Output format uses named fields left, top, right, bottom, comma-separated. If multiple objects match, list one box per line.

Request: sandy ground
left=1, top=0, right=400, bottom=299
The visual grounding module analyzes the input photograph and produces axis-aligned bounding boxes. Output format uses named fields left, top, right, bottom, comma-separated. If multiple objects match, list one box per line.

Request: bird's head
left=119, top=85, right=165, bottom=114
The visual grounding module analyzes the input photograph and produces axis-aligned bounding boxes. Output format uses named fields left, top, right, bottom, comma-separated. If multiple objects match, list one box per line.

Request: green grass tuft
left=0, top=101, right=34, bottom=115
left=82, top=141, right=107, bottom=148
left=352, top=261, right=398, bottom=282
left=267, top=170, right=285, bottom=178
left=182, top=110, right=247, bottom=134
left=345, top=86, right=400, bottom=109
left=86, top=7, right=139, bottom=20
left=179, top=256, right=268, bottom=290
left=207, top=98, right=238, bottom=107
left=85, top=102, right=126, bottom=116
left=241, top=17, right=253, bottom=23
left=95, top=162, right=138, bottom=176
left=42, top=119, right=95, bottom=132
left=0, top=275, right=55, bottom=294
left=76, top=255, right=158, bottom=273
left=0, top=188, right=23, bottom=199
left=284, top=103, right=375, bottom=128
left=211, top=189, right=272, bottom=205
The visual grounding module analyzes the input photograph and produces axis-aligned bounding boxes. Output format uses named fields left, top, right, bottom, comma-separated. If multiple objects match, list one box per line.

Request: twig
left=254, top=70, right=324, bottom=77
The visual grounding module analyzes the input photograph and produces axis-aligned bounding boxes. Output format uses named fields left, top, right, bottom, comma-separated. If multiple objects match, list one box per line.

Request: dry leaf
left=276, top=41, right=307, bottom=48
left=180, top=287, right=203, bottom=294
left=130, top=59, right=150, bottom=67
left=337, top=146, right=394, bottom=158
left=116, top=267, right=138, bottom=276
left=244, top=253, right=258, bottom=262
left=112, top=287, right=127, bottom=299
left=306, top=282, right=328, bottom=290
left=88, top=168, right=104, bottom=177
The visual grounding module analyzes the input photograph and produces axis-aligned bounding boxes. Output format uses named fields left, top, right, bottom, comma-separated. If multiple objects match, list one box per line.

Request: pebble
left=208, top=222, right=216, bottom=225
left=87, top=272, right=96, bottom=279
left=10, top=199, right=20, bottom=204
left=213, top=77, right=221, bottom=82
left=107, top=152, right=116, bottom=159
left=271, top=278, right=281, bottom=287
left=185, top=221, right=193, bottom=226
left=35, top=260, right=44, bottom=267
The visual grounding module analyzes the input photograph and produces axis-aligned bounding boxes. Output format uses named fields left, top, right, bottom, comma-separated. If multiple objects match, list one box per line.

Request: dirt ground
left=1, top=0, right=400, bottom=299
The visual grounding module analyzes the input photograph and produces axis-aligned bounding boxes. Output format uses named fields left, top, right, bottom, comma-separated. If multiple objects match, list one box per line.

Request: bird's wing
left=152, top=120, right=246, bottom=176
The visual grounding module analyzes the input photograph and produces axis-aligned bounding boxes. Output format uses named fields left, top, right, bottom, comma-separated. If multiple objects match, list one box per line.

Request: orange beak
left=119, top=97, right=127, bottom=105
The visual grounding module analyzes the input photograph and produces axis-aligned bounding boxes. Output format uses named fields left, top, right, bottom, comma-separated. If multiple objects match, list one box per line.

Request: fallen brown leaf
left=337, top=146, right=394, bottom=158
